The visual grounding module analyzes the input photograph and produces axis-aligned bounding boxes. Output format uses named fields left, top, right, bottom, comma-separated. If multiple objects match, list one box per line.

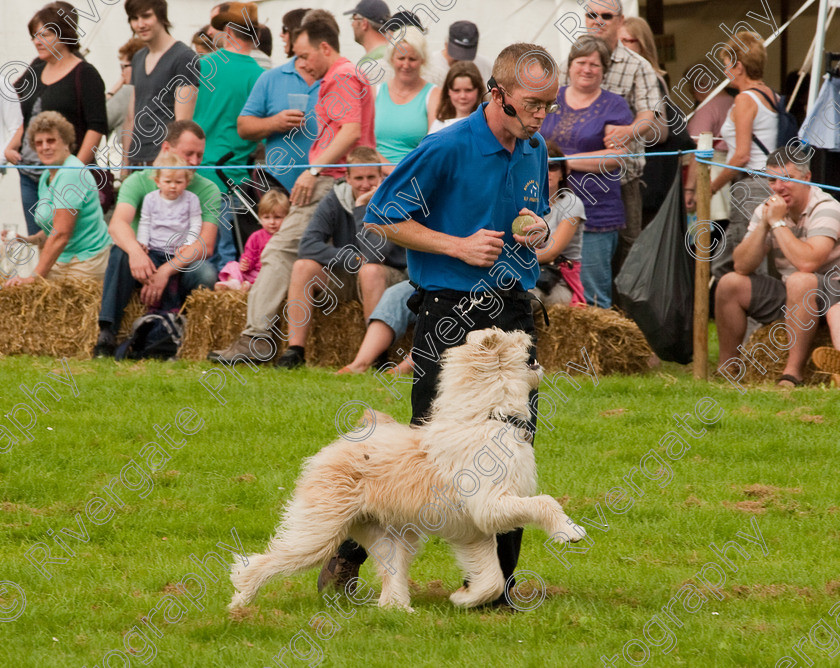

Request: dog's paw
left=449, top=586, right=485, bottom=608
left=228, top=592, right=248, bottom=611
left=554, top=522, right=586, bottom=543
left=377, top=598, right=414, bottom=613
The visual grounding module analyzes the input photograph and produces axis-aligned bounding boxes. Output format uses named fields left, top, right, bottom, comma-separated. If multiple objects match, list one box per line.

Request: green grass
left=1, top=355, right=838, bottom=667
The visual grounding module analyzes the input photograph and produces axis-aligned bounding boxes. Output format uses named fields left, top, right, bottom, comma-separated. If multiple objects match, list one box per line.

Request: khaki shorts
left=46, top=244, right=111, bottom=282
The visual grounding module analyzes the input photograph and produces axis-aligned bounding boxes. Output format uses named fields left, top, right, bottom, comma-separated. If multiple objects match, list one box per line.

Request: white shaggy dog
left=229, top=327, right=586, bottom=612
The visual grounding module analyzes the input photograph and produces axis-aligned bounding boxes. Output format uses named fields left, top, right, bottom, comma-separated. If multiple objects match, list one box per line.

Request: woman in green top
left=5, top=111, right=111, bottom=286
left=374, top=26, right=441, bottom=172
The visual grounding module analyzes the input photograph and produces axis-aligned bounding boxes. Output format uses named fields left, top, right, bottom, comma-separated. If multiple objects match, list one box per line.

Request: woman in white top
left=710, top=30, right=778, bottom=277
left=428, top=61, right=483, bottom=134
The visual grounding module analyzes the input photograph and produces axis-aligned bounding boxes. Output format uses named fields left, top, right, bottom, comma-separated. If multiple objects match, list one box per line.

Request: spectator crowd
left=2, top=0, right=839, bottom=384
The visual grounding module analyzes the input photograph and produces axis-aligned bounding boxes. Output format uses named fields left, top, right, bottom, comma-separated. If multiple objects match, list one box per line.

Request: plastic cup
left=288, top=94, right=309, bottom=111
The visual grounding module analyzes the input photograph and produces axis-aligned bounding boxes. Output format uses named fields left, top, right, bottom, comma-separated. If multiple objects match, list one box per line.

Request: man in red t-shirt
left=210, top=12, right=376, bottom=363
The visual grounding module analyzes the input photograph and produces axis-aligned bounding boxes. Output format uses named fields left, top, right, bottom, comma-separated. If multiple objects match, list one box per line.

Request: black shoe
left=92, top=329, right=116, bottom=358
left=275, top=347, right=305, bottom=369
left=317, top=555, right=360, bottom=594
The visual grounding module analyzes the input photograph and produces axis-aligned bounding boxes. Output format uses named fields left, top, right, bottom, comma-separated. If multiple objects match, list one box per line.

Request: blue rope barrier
left=1, top=148, right=704, bottom=172
left=694, top=156, right=840, bottom=193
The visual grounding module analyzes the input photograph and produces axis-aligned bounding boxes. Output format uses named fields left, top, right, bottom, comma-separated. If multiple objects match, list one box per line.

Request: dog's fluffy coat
left=229, top=328, right=586, bottom=611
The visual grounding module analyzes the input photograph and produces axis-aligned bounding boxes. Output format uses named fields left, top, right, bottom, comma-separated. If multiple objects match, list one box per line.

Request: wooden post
left=693, top=133, right=713, bottom=380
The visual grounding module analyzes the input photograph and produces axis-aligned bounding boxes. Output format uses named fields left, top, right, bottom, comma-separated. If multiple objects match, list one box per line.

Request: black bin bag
left=615, top=168, right=694, bottom=364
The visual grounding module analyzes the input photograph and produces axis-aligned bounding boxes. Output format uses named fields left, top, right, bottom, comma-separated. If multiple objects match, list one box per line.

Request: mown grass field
left=1, top=353, right=838, bottom=668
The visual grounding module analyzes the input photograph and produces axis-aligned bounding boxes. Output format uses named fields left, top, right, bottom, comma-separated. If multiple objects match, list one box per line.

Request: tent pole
left=693, top=133, right=713, bottom=380
left=807, top=0, right=831, bottom=113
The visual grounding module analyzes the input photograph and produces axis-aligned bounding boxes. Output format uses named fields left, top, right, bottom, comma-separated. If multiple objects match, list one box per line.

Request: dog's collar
left=495, top=414, right=535, bottom=441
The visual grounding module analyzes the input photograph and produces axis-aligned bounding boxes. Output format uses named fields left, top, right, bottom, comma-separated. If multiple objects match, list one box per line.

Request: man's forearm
left=365, top=220, right=454, bottom=256
left=732, top=229, right=768, bottom=275
left=237, top=116, right=275, bottom=141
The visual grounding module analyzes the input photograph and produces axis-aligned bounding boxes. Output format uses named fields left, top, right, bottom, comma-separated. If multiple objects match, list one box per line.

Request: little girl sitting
left=215, top=189, right=290, bottom=291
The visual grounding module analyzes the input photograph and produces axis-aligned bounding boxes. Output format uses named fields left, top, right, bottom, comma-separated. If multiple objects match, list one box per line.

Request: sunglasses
left=586, top=11, right=617, bottom=21
left=281, top=26, right=290, bottom=34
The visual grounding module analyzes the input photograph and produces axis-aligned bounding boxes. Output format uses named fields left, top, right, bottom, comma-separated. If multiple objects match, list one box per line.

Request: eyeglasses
left=281, top=26, right=290, bottom=34
left=350, top=14, right=364, bottom=23
left=586, top=11, right=617, bottom=21
left=500, top=86, right=559, bottom=114
left=120, top=62, right=131, bottom=70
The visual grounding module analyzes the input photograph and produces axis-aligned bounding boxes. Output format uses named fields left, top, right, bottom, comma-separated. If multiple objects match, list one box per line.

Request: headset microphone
left=488, top=77, right=540, bottom=148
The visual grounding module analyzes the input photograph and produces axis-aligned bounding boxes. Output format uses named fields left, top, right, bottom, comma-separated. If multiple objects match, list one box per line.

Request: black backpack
left=115, top=312, right=185, bottom=361
left=748, top=88, right=799, bottom=154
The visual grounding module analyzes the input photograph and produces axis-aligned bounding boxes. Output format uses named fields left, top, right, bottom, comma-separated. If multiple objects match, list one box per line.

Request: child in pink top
left=215, top=190, right=290, bottom=291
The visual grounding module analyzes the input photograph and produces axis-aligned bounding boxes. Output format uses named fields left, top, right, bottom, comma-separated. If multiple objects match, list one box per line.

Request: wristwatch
left=308, top=167, right=321, bottom=177
left=770, top=220, right=787, bottom=231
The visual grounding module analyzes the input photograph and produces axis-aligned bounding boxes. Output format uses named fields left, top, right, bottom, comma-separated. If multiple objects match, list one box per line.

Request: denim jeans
left=98, top=245, right=217, bottom=332
left=209, top=193, right=242, bottom=272
left=19, top=172, right=41, bottom=236
left=581, top=229, right=619, bottom=308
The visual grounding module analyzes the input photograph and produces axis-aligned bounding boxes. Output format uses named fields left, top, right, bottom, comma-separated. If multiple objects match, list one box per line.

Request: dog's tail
left=229, top=481, right=362, bottom=609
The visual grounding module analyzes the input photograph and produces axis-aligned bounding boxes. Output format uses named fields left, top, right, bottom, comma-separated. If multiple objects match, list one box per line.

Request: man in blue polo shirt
left=318, top=43, right=560, bottom=606
left=237, top=40, right=321, bottom=194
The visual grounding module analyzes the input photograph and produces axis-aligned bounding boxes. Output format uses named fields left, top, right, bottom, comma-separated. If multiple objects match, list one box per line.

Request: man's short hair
left=294, top=15, right=340, bottom=53
left=165, top=120, right=206, bottom=145
left=347, top=145, right=380, bottom=169
left=585, top=0, right=623, bottom=15
left=492, top=43, right=557, bottom=94
left=568, top=35, right=611, bottom=71
left=125, top=0, right=172, bottom=33
left=301, top=9, right=340, bottom=35
left=766, top=145, right=811, bottom=176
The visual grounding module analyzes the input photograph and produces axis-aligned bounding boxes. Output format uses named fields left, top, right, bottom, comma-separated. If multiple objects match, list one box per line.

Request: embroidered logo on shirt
left=523, top=179, right=539, bottom=203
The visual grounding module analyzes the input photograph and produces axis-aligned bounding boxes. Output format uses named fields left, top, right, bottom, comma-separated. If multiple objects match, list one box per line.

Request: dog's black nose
left=528, top=362, right=541, bottom=371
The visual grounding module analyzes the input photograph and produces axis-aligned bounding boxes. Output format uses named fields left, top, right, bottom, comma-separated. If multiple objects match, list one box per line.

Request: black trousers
left=340, top=287, right=539, bottom=594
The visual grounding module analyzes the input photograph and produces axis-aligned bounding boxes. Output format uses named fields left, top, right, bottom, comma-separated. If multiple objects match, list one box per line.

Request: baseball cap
left=447, top=21, right=479, bottom=61
left=343, top=0, right=390, bottom=25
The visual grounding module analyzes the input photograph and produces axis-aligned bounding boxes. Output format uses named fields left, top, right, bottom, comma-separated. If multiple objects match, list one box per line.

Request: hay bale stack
left=742, top=320, right=832, bottom=385
left=536, top=305, right=653, bottom=375
left=179, top=288, right=249, bottom=360
left=0, top=278, right=101, bottom=358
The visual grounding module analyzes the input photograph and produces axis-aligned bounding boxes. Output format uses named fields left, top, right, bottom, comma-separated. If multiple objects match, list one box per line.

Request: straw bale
left=536, top=305, right=653, bottom=375
left=741, top=320, right=832, bottom=386
left=0, top=278, right=100, bottom=358
left=179, top=288, right=249, bottom=360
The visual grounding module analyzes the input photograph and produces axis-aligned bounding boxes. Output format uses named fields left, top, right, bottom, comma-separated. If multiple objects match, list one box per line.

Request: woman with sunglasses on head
left=541, top=35, right=633, bottom=308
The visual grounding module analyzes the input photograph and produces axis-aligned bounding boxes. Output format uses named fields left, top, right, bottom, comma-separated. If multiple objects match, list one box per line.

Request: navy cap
left=343, top=0, right=390, bottom=25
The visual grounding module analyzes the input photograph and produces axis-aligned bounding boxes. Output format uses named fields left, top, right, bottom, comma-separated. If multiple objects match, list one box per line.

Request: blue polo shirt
left=364, top=103, right=550, bottom=292
left=239, top=57, right=321, bottom=192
